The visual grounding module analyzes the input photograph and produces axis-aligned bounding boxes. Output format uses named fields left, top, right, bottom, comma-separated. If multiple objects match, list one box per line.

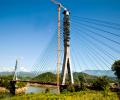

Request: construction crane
left=51, top=0, right=69, bottom=93
left=51, top=0, right=67, bottom=10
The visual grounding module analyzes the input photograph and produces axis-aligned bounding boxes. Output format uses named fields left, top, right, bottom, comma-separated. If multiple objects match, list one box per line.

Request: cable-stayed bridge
left=2, top=0, right=120, bottom=95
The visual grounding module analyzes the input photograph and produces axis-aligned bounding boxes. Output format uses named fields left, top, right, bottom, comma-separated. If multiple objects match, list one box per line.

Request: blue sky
left=0, top=0, right=120, bottom=72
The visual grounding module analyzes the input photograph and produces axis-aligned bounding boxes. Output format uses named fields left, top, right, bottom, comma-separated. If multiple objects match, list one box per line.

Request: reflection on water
left=25, top=86, right=58, bottom=94
left=25, top=86, right=45, bottom=94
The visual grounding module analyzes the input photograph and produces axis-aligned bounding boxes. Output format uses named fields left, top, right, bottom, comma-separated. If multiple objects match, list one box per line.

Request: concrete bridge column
left=9, top=80, right=16, bottom=95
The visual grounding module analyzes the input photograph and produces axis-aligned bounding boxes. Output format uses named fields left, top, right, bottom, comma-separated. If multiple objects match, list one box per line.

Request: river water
left=25, top=86, right=58, bottom=94
left=0, top=86, right=58, bottom=99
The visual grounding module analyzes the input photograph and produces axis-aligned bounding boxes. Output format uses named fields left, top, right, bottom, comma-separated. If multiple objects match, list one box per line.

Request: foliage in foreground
left=2, top=91, right=119, bottom=100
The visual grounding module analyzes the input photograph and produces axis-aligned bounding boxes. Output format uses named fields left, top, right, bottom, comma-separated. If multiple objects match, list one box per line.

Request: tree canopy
left=112, top=60, right=120, bottom=81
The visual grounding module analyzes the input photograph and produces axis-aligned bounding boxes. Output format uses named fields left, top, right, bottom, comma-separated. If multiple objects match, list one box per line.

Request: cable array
left=19, top=16, right=120, bottom=83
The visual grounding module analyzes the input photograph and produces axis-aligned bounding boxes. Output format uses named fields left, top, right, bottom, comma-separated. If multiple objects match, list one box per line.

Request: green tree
left=92, top=76, right=109, bottom=91
left=112, top=60, right=120, bottom=82
left=78, top=74, right=86, bottom=90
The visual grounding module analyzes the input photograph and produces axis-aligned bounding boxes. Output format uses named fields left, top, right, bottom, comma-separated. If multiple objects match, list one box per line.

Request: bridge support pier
left=61, top=10, right=74, bottom=85
left=9, top=81, right=16, bottom=95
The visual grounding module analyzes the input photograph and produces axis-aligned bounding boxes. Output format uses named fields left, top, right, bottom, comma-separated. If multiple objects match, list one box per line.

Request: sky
left=0, top=0, right=120, bottom=72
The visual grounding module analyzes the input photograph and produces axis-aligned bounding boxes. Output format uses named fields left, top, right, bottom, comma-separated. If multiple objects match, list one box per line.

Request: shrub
left=92, top=76, right=109, bottom=91
left=67, top=85, right=75, bottom=92
left=45, top=88, right=50, bottom=93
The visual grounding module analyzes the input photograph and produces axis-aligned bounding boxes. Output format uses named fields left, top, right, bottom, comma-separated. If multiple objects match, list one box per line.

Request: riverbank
left=16, top=86, right=28, bottom=94
left=0, top=84, right=28, bottom=94
left=0, top=87, right=9, bottom=93
left=29, top=83, right=57, bottom=88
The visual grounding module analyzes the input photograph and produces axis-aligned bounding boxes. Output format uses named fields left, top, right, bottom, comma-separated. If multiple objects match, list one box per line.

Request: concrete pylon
left=61, top=10, right=74, bottom=85
left=13, top=60, right=18, bottom=81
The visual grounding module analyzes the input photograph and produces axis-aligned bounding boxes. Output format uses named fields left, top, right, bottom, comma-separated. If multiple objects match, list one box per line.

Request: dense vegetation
left=0, top=75, right=12, bottom=89
left=92, top=76, right=109, bottom=91
left=73, top=72, right=97, bottom=84
left=0, top=75, right=27, bottom=89
left=2, top=91, right=119, bottom=100
left=32, top=72, right=115, bottom=84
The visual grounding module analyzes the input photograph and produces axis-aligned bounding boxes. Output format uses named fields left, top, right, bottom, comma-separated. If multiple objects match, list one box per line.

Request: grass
left=1, top=90, right=119, bottom=100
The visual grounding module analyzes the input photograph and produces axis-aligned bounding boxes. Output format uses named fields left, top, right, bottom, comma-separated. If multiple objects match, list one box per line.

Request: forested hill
left=32, top=72, right=98, bottom=83
left=32, top=72, right=57, bottom=83
left=32, top=71, right=116, bottom=83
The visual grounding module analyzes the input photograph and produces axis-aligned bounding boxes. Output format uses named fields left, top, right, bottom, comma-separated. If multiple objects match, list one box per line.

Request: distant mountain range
left=0, top=71, right=35, bottom=78
left=0, top=70, right=116, bottom=78
left=0, top=71, right=13, bottom=75
left=83, top=70, right=115, bottom=77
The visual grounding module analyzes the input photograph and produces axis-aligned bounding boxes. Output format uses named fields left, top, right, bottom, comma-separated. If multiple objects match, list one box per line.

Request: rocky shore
left=0, top=86, right=28, bottom=94
left=0, top=87, right=9, bottom=93
left=16, top=86, right=28, bottom=94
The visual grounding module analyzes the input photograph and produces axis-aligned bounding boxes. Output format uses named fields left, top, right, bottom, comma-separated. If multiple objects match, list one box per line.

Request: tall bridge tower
left=9, top=59, right=18, bottom=95
left=51, top=0, right=74, bottom=86
left=61, top=10, right=74, bottom=85
left=13, top=60, right=18, bottom=81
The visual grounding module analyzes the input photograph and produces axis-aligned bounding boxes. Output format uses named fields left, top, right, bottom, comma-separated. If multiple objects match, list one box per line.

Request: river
left=25, top=86, right=58, bottom=94
left=0, top=85, right=58, bottom=99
